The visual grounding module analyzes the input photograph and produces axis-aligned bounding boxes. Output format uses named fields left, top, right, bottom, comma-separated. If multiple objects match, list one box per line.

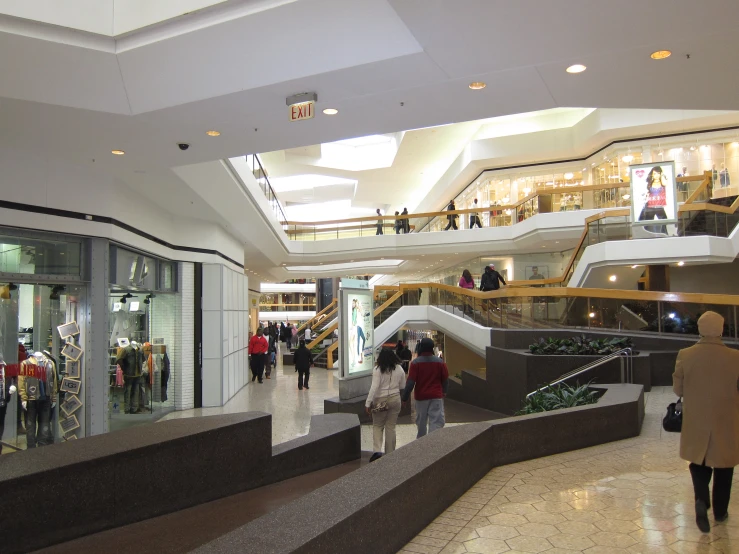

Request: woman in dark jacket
left=293, top=339, right=314, bottom=390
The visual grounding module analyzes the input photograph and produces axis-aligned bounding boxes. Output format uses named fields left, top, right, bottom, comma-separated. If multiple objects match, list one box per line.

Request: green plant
left=454, top=372, right=462, bottom=379
left=528, top=335, right=633, bottom=356
left=516, top=381, right=599, bottom=415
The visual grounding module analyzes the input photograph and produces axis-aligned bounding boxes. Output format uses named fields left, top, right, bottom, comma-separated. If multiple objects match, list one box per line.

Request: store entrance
left=0, top=283, right=86, bottom=454
left=108, top=289, right=175, bottom=433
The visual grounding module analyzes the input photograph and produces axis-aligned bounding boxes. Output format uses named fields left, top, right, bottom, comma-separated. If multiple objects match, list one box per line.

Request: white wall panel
left=202, top=264, right=222, bottom=311
left=201, top=311, right=222, bottom=359
left=201, top=358, right=222, bottom=407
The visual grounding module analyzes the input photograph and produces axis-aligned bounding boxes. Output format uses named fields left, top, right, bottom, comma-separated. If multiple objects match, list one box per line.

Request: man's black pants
left=689, top=462, right=734, bottom=517
left=298, top=369, right=310, bottom=390
left=250, top=353, right=266, bottom=382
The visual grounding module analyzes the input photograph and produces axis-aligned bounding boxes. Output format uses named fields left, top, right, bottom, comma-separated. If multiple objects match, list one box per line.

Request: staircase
left=679, top=195, right=738, bottom=236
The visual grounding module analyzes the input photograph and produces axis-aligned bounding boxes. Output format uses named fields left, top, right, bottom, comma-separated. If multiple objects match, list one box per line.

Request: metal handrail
left=252, top=154, right=289, bottom=224
left=525, top=348, right=633, bottom=399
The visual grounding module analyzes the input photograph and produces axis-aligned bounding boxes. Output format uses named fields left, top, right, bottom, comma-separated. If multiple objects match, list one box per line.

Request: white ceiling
left=3, top=0, right=739, bottom=280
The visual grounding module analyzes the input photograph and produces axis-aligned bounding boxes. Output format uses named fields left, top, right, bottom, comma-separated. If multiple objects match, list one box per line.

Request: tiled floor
left=399, top=387, right=739, bottom=554
left=160, top=347, right=446, bottom=448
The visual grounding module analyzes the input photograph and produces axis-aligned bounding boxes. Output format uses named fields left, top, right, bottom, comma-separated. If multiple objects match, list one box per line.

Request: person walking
left=480, top=264, right=506, bottom=291
left=366, top=348, right=406, bottom=459
left=401, top=207, right=410, bottom=233
left=402, top=338, right=448, bottom=438
left=459, top=269, right=475, bottom=290
left=304, top=326, right=312, bottom=342
left=395, top=339, right=405, bottom=359
left=459, top=269, right=476, bottom=316
left=248, top=327, right=269, bottom=384
left=469, top=198, right=483, bottom=229
left=399, top=342, right=412, bottom=374
left=376, top=209, right=384, bottom=235
left=285, top=323, right=293, bottom=349
left=394, top=211, right=402, bottom=234
left=293, top=339, right=314, bottom=390
left=444, top=200, right=458, bottom=231
left=291, top=323, right=298, bottom=347
left=673, top=311, right=739, bottom=533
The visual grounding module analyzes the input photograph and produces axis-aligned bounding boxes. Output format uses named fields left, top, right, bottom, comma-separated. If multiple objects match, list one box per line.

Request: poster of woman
left=630, top=162, right=677, bottom=235
left=346, top=292, right=373, bottom=374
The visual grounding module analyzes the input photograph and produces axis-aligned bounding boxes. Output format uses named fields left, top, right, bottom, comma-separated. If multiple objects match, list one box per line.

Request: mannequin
left=116, top=342, right=144, bottom=414
left=18, top=352, right=57, bottom=448
left=720, top=163, right=731, bottom=188
left=0, top=356, right=17, bottom=455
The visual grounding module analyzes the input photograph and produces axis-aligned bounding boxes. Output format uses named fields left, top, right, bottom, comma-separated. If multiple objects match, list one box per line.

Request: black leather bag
left=662, top=397, right=683, bottom=433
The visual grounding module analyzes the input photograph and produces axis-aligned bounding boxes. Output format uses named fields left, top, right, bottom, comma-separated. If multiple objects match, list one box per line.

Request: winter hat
left=419, top=337, right=435, bottom=353
left=698, top=311, right=724, bottom=337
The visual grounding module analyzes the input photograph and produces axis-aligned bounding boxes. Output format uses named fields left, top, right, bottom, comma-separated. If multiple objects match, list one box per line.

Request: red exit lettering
left=290, top=102, right=314, bottom=122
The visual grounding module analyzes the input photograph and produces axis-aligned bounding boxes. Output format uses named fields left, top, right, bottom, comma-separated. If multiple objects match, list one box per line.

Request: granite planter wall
left=195, top=384, right=644, bottom=554
left=0, top=413, right=360, bottom=553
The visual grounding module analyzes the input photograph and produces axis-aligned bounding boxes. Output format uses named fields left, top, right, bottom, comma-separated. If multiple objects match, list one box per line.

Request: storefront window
left=450, top=128, right=739, bottom=217
left=0, top=283, right=87, bottom=453
left=0, top=236, right=81, bottom=276
left=108, top=290, right=177, bottom=431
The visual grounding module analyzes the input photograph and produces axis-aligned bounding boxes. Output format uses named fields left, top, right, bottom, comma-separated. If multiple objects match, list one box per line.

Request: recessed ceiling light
left=206, top=130, right=221, bottom=137
left=566, top=64, right=587, bottom=74
left=111, top=150, right=125, bottom=155
left=631, top=265, right=639, bottom=269
left=609, top=275, right=617, bottom=282
left=677, top=261, right=685, bottom=266
left=323, top=108, right=339, bottom=115
left=468, top=82, right=486, bottom=90
left=650, top=50, right=672, bottom=60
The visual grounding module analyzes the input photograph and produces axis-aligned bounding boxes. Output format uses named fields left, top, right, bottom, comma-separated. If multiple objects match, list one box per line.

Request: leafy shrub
left=528, top=335, right=633, bottom=356
left=516, top=381, right=599, bottom=415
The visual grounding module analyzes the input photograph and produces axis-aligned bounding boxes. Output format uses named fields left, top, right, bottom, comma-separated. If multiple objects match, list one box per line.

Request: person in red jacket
left=248, top=327, right=269, bottom=384
left=402, top=338, right=448, bottom=438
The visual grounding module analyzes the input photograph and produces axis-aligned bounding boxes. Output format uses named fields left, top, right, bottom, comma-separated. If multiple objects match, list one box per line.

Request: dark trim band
left=0, top=200, right=244, bottom=269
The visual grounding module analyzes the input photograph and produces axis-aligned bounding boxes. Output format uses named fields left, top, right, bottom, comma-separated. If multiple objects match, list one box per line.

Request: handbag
left=662, top=397, right=683, bottom=433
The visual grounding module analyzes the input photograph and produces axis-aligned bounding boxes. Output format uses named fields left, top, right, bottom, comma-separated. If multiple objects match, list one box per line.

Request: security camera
left=178, top=143, right=190, bottom=151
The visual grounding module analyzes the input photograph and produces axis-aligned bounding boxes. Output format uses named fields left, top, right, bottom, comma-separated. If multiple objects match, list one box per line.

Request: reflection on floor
left=160, top=346, right=341, bottom=445
left=399, top=387, right=739, bottom=554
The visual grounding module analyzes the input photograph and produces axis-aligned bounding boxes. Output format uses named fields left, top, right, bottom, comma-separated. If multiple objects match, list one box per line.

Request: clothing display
left=18, top=354, right=57, bottom=448
left=116, top=344, right=146, bottom=414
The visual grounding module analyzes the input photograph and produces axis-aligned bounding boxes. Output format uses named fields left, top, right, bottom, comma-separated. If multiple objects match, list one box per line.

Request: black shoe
left=298, top=387, right=303, bottom=390
left=258, top=379, right=263, bottom=384
left=696, top=500, right=711, bottom=533
left=304, top=386, right=310, bottom=390
left=252, top=375, right=256, bottom=382
left=369, top=452, right=383, bottom=462
left=715, top=512, right=729, bottom=523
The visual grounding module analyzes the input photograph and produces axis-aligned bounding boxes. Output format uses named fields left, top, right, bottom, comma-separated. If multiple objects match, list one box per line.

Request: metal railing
left=247, top=154, right=289, bottom=226
left=525, top=348, right=634, bottom=399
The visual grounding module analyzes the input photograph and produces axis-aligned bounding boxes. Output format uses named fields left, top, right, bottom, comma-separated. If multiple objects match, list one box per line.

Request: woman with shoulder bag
left=365, top=348, right=406, bottom=460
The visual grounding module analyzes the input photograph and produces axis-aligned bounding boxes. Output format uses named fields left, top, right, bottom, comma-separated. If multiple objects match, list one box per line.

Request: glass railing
left=395, top=284, right=739, bottom=338
left=280, top=174, right=718, bottom=241
left=259, top=304, right=317, bottom=312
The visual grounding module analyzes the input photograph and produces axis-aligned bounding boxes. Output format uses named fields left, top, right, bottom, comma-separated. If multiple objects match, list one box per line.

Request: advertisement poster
left=340, top=286, right=374, bottom=377
left=630, top=161, right=677, bottom=234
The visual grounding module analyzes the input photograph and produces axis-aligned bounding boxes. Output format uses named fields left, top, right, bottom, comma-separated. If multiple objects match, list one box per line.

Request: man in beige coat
left=673, top=311, right=739, bottom=533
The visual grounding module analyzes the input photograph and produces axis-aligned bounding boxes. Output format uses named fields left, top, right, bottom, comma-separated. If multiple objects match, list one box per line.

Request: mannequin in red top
left=248, top=327, right=269, bottom=384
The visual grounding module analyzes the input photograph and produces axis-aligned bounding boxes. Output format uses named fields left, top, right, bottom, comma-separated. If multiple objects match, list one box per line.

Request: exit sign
left=289, top=101, right=314, bottom=122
